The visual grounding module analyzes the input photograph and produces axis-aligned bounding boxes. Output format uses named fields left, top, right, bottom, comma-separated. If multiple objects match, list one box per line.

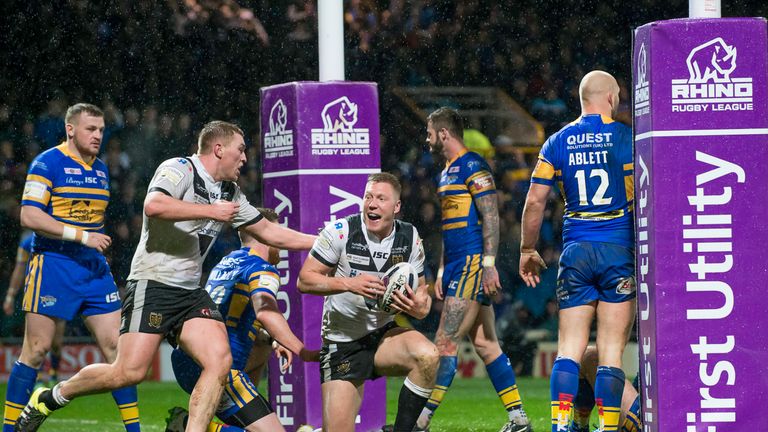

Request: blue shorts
left=171, top=349, right=267, bottom=422
left=22, top=252, right=121, bottom=320
left=556, top=242, right=636, bottom=309
left=442, top=253, right=490, bottom=306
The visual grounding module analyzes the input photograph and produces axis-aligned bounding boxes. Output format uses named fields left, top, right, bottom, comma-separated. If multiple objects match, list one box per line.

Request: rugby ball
left=378, top=262, right=418, bottom=314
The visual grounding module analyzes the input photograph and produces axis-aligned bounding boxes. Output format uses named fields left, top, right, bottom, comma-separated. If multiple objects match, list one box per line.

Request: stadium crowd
left=1, top=0, right=765, bottom=373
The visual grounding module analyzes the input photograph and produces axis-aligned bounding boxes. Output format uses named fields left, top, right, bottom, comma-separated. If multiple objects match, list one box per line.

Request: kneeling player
left=298, top=173, right=439, bottom=432
left=168, top=208, right=317, bottom=432
left=570, top=346, right=641, bottom=432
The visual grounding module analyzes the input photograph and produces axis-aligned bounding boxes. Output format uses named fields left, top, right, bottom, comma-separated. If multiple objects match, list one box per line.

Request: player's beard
left=430, top=136, right=447, bottom=165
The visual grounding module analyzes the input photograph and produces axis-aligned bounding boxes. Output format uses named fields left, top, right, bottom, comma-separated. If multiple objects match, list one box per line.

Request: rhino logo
left=268, top=99, right=288, bottom=134
left=321, top=96, right=358, bottom=132
left=637, top=43, right=648, bottom=87
left=686, top=37, right=737, bottom=83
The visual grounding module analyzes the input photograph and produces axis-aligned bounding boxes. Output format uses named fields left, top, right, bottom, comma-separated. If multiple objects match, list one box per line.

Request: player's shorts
left=320, top=321, right=398, bottom=383
left=171, top=349, right=273, bottom=425
left=120, top=280, right=223, bottom=344
left=442, top=253, right=491, bottom=306
left=556, top=241, right=636, bottom=309
left=22, top=252, right=121, bottom=320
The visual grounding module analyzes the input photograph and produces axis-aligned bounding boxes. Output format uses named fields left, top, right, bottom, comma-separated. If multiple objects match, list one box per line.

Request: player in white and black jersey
left=17, top=121, right=317, bottom=432
left=298, top=172, right=439, bottom=432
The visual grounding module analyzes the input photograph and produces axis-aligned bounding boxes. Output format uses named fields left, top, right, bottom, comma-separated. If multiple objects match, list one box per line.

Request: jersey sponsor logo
left=347, top=254, right=371, bottom=266
left=158, top=166, right=184, bottom=185
left=96, top=170, right=107, bottom=178
left=64, top=167, right=82, bottom=175
left=311, top=96, right=371, bottom=156
left=257, top=275, right=280, bottom=296
left=31, top=160, right=48, bottom=171
left=371, top=251, right=389, bottom=259
left=472, top=174, right=493, bottom=190
left=448, top=166, right=460, bottom=173
left=23, top=181, right=48, bottom=199
left=671, top=37, right=753, bottom=113
left=65, top=177, right=84, bottom=186
left=349, top=241, right=368, bottom=252
left=264, top=99, right=294, bottom=159
left=635, top=42, right=650, bottom=117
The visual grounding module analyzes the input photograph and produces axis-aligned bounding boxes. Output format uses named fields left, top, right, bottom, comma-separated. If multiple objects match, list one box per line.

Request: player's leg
left=3, top=313, right=57, bottom=432
left=470, top=305, right=531, bottom=430
left=321, top=380, right=364, bottom=432
left=418, top=255, right=483, bottom=428
left=374, top=326, right=438, bottom=431
left=47, top=320, right=65, bottom=386
left=217, top=370, right=285, bottom=432
left=594, top=243, right=636, bottom=432
left=178, top=317, right=233, bottom=431
left=570, top=346, right=598, bottom=432
left=85, top=310, right=141, bottom=432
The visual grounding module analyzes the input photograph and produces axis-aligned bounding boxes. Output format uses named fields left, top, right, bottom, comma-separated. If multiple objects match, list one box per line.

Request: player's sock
left=209, top=422, right=244, bottom=432
left=111, top=386, right=141, bottom=432
left=621, top=395, right=641, bottom=432
left=393, top=377, right=432, bottom=431
left=38, top=383, right=69, bottom=410
left=417, top=355, right=457, bottom=429
left=3, top=361, right=38, bottom=432
left=595, top=366, right=624, bottom=432
left=550, top=357, right=580, bottom=432
left=570, top=377, right=594, bottom=432
left=485, top=353, right=526, bottom=419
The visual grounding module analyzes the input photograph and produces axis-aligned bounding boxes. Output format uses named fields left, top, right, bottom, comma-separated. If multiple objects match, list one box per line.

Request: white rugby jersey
left=128, top=155, right=262, bottom=289
left=310, top=213, right=425, bottom=342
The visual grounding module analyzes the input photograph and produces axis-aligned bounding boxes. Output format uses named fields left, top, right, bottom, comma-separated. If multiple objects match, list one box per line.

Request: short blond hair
left=65, top=103, right=103, bottom=125
left=197, top=120, right=244, bottom=154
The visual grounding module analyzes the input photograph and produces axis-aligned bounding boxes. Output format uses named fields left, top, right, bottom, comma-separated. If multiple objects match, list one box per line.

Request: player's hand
left=3, top=296, right=15, bottom=315
left=482, top=265, right=501, bottom=297
left=390, top=283, right=432, bottom=319
left=345, top=274, right=385, bottom=299
left=273, top=341, right=293, bottom=372
left=210, top=200, right=239, bottom=223
left=519, top=250, right=547, bottom=288
left=300, top=348, right=320, bottom=363
left=433, top=273, right=444, bottom=300
left=86, top=232, right=112, bottom=253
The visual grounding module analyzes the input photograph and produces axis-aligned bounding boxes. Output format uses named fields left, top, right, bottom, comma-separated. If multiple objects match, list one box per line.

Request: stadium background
left=0, top=1, right=765, bottom=430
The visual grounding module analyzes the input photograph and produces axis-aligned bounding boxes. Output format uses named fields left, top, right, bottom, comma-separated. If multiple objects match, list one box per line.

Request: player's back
left=532, top=114, right=634, bottom=247
left=438, top=150, right=496, bottom=262
left=21, top=143, right=110, bottom=258
left=205, top=247, right=281, bottom=370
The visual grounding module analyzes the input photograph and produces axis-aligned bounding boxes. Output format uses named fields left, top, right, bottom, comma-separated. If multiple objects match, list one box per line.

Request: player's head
left=65, top=103, right=105, bottom=158
left=579, top=70, right=620, bottom=118
left=426, top=107, right=464, bottom=158
left=240, top=207, right=281, bottom=264
left=363, top=172, right=401, bottom=239
left=197, top=120, right=246, bottom=181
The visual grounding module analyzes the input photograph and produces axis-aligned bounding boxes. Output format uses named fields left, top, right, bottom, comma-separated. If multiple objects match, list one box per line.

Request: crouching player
left=570, top=346, right=641, bottom=432
left=167, top=208, right=317, bottom=432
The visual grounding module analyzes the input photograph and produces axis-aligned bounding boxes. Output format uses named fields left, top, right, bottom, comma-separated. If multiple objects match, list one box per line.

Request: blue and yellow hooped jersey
left=438, top=150, right=496, bottom=262
left=21, top=143, right=110, bottom=256
left=204, top=247, right=281, bottom=370
left=531, top=114, right=634, bottom=248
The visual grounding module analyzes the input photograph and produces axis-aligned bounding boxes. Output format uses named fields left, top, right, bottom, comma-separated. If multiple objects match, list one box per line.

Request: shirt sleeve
left=21, top=156, right=54, bottom=209
left=309, top=221, right=345, bottom=268
left=531, top=137, right=557, bottom=186
left=231, top=187, right=263, bottom=229
left=247, top=270, right=281, bottom=298
left=465, top=156, right=496, bottom=198
left=409, top=228, right=426, bottom=277
left=147, top=158, right=194, bottom=199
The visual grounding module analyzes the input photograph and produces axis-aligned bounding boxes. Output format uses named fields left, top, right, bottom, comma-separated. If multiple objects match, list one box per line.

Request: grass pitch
left=2, top=377, right=553, bottom=431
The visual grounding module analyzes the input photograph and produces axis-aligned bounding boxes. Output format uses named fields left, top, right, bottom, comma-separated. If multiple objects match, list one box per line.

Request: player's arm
left=390, top=275, right=431, bottom=319
left=20, top=206, right=111, bottom=253
left=143, top=191, right=238, bottom=222
left=242, top=217, right=316, bottom=251
left=251, top=292, right=316, bottom=361
left=297, top=255, right=384, bottom=298
left=519, top=182, right=550, bottom=287
left=4, top=246, right=28, bottom=315
left=470, top=170, right=502, bottom=295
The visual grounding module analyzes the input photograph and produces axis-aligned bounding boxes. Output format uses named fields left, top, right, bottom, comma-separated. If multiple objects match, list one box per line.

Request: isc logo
left=372, top=251, right=389, bottom=259
left=105, top=292, right=120, bottom=303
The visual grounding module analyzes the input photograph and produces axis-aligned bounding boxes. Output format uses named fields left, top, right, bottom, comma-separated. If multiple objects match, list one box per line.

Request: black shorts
left=120, top=280, right=223, bottom=345
left=319, top=321, right=398, bottom=383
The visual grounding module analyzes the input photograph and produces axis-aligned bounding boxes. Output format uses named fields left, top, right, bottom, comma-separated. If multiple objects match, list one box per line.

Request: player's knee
left=201, top=348, right=232, bottom=379
left=113, top=364, right=147, bottom=387
left=413, top=343, right=439, bottom=383
left=473, top=339, right=501, bottom=362
left=20, top=339, right=53, bottom=367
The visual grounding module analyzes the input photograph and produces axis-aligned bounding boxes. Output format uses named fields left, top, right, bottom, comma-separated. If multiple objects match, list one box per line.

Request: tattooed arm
left=474, top=192, right=501, bottom=295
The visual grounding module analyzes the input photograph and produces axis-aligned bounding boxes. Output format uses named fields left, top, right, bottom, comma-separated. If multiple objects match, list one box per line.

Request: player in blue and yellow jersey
left=166, top=208, right=317, bottom=432
left=4, top=103, right=140, bottom=432
left=418, top=107, right=532, bottom=432
left=3, top=232, right=66, bottom=390
left=520, top=71, right=636, bottom=432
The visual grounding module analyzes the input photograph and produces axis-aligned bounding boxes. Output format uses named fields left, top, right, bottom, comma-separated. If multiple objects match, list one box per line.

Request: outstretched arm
left=243, top=217, right=316, bottom=251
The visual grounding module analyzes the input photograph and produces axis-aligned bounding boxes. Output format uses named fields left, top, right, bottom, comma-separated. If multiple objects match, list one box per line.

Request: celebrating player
left=298, top=172, right=439, bottom=432
left=16, top=120, right=316, bottom=432
left=519, top=70, right=636, bottom=432
left=418, top=107, right=532, bottom=432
